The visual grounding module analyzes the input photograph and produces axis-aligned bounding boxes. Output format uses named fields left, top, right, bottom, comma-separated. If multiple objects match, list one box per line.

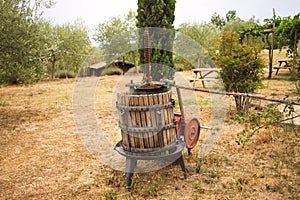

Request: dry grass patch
left=0, top=72, right=299, bottom=199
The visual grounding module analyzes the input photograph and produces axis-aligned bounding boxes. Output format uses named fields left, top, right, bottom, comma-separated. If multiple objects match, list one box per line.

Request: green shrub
left=174, top=56, right=194, bottom=71
left=102, top=66, right=123, bottom=76
left=103, top=189, right=117, bottom=200
left=55, top=70, right=75, bottom=79
left=214, top=31, right=264, bottom=115
left=174, top=64, right=184, bottom=71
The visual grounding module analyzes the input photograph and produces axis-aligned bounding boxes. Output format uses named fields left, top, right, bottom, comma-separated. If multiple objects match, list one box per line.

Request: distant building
left=87, top=62, right=106, bottom=76
left=86, top=60, right=136, bottom=77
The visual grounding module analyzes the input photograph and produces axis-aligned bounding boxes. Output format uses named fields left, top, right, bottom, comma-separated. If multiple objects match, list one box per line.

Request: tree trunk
left=51, top=60, right=56, bottom=79
left=234, top=95, right=250, bottom=116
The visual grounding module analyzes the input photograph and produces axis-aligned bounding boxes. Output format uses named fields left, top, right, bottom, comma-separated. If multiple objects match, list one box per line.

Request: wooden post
left=268, top=8, right=276, bottom=79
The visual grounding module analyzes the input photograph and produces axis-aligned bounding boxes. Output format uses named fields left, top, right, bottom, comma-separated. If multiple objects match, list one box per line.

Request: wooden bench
left=189, top=77, right=221, bottom=88
left=273, top=65, right=291, bottom=75
left=191, top=68, right=220, bottom=88
left=274, top=58, right=300, bottom=75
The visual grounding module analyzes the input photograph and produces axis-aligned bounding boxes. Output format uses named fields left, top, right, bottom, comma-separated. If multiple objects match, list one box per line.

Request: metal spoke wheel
left=184, top=118, right=200, bottom=155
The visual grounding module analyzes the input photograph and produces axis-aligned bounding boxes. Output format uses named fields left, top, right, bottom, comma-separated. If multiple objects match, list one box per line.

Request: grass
left=0, top=69, right=299, bottom=199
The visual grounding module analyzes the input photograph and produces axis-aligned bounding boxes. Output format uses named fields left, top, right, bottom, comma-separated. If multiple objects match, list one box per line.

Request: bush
left=214, top=31, right=265, bottom=114
left=55, top=70, right=75, bottom=79
left=174, top=56, right=194, bottom=71
left=102, top=66, right=123, bottom=76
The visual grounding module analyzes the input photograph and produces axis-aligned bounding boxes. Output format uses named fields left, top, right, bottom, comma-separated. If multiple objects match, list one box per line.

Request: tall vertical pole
left=268, top=8, right=276, bottom=79
left=144, top=30, right=152, bottom=85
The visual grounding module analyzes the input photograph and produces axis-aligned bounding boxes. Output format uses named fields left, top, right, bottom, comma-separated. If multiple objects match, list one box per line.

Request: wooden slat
left=120, top=93, right=130, bottom=148
left=143, top=94, right=154, bottom=148
left=126, top=94, right=132, bottom=147
left=133, top=95, right=141, bottom=148
left=138, top=95, right=147, bottom=148
left=159, top=93, right=168, bottom=146
left=153, top=93, right=164, bottom=147
left=162, top=92, right=170, bottom=144
left=148, top=94, right=159, bottom=148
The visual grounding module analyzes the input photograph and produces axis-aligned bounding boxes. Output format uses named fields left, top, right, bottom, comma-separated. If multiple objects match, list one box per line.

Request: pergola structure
left=262, top=28, right=275, bottom=79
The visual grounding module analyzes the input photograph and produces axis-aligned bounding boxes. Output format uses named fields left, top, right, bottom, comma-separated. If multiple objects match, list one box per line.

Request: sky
left=43, top=0, right=300, bottom=30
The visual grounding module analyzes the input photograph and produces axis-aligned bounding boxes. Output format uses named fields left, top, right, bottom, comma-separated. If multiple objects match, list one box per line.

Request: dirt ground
left=0, top=65, right=299, bottom=199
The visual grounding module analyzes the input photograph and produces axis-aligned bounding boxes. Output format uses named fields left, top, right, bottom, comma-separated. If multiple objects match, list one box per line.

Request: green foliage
left=239, top=22, right=265, bottom=48
left=55, top=70, right=75, bottom=79
left=195, top=158, right=203, bottom=173
left=261, top=15, right=282, bottom=50
left=0, top=0, right=48, bottom=84
left=213, top=13, right=266, bottom=50
left=83, top=47, right=106, bottom=67
left=57, top=21, right=91, bottom=71
left=249, top=104, right=282, bottom=129
left=137, top=0, right=176, bottom=81
left=235, top=130, right=253, bottom=146
left=102, top=66, right=123, bottom=76
left=103, top=189, right=117, bottom=200
left=43, top=20, right=92, bottom=79
left=210, top=10, right=238, bottom=30
left=137, top=0, right=175, bottom=28
left=211, top=13, right=226, bottom=30
left=93, top=11, right=138, bottom=65
left=236, top=178, right=246, bottom=192
left=0, top=1, right=91, bottom=84
left=263, top=15, right=282, bottom=29
left=215, top=32, right=264, bottom=114
left=145, top=183, right=160, bottom=197
left=276, top=13, right=300, bottom=60
left=178, top=23, right=220, bottom=52
left=234, top=103, right=289, bottom=147
left=175, top=22, right=220, bottom=70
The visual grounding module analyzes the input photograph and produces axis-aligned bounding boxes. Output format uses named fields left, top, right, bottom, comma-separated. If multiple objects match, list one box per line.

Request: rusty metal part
left=116, top=100, right=175, bottom=111
left=184, top=118, right=200, bottom=150
left=144, top=30, right=151, bottom=84
left=174, top=113, right=182, bottom=139
left=119, top=122, right=176, bottom=133
left=175, top=86, right=186, bottom=141
left=176, top=86, right=185, bottom=120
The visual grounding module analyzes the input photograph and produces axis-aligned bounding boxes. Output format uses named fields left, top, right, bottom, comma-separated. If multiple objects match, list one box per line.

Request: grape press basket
left=114, top=31, right=207, bottom=186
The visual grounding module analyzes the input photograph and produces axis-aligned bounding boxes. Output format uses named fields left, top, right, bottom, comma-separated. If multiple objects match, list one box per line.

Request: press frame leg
left=125, top=157, right=137, bottom=187
left=178, top=154, right=187, bottom=178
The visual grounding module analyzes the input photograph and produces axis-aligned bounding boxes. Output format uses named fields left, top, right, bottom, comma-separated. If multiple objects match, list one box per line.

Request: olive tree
left=0, top=0, right=51, bottom=84
left=175, top=22, right=220, bottom=70
left=93, top=11, right=137, bottom=64
left=42, top=20, right=91, bottom=79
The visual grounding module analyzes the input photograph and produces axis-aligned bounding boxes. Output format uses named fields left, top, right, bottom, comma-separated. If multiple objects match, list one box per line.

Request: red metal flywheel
left=184, top=118, right=200, bottom=149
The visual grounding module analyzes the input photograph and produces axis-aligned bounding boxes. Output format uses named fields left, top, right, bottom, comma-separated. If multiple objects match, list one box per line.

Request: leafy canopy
left=0, top=0, right=47, bottom=84
left=93, top=11, right=137, bottom=64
